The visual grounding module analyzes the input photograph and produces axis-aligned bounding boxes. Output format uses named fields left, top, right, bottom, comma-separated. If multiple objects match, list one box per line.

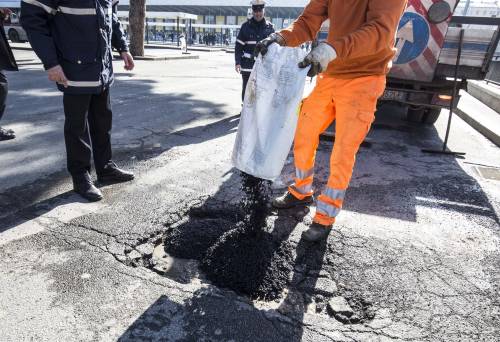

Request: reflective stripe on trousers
left=290, top=183, right=312, bottom=196
left=324, top=188, right=346, bottom=201
left=296, top=167, right=314, bottom=180
left=315, top=187, right=345, bottom=225
left=288, top=167, right=314, bottom=200
left=316, top=200, right=341, bottom=218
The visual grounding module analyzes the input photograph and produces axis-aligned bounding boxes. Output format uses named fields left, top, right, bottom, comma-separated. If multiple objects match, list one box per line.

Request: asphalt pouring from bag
left=201, top=174, right=294, bottom=300
left=164, top=173, right=295, bottom=300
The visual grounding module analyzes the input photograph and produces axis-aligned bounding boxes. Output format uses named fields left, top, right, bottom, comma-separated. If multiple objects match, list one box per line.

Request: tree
left=129, top=0, right=146, bottom=57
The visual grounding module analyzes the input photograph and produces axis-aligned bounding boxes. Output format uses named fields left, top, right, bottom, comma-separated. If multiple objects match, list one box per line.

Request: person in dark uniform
left=235, top=0, right=274, bottom=102
left=0, top=8, right=18, bottom=141
left=21, top=0, right=135, bottom=202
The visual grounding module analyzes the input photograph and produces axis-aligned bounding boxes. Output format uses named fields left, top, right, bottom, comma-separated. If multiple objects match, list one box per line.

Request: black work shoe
left=97, top=162, right=134, bottom=184
left=302, top=223, right=332, bottom=242
left=73, top=173, right=103, bottom=202
left=0, top=127, right=15, bottom=141
left=272, top=191, right=313, bottom=209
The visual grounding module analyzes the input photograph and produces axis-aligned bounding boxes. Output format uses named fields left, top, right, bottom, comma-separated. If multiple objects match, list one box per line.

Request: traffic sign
left=394, top=12, right=430, bottom=65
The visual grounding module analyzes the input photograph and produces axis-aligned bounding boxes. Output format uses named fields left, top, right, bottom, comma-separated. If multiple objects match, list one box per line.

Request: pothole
left=118, top=172, right=377, bottom=325
left=201, top=225, right=294, bottom=301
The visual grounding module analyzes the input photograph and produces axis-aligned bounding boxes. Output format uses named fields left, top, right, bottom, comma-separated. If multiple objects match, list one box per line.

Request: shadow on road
left=120, top=168, right=329, bottom=341
left=0, top=72, right=240, bottom=234
left=280, top=103, right=500, bottom=225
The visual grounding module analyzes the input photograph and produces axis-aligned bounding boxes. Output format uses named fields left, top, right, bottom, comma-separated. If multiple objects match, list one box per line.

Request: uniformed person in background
left=21, top=0, right=135, bottom=202
left=235, top=0, right=274, bottom=102
left=0, top=8, right=18, bottom=141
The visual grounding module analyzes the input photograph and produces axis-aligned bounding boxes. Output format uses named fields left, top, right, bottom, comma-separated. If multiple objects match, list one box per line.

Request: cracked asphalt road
left=1, top=49, right=500, bottom=342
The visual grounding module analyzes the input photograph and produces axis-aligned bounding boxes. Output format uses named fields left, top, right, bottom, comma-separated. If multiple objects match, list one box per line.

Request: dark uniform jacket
left=235, top=18, right=274, bottom=74
left=20, top=0, right=128, bottom=94
left=0, top=16, right=18, bottom=72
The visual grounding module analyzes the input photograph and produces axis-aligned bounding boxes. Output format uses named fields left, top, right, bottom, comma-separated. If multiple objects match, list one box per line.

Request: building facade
left=117, top=0, right=308, bottom=44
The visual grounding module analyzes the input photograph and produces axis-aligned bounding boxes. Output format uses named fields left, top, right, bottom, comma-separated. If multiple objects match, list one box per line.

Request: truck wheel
left=8, top=29, right=20, bottom=43
left=421, top=108, right=441, bottom=125
left=406, top=106, right=425, bottom=123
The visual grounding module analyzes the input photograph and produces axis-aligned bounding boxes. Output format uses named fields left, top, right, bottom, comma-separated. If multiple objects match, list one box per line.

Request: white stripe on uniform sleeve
left=66, top=80, right=102, bottom=88
left=57, top=6, right=97, bottom=15
left=22, top=0, right=57, bottom=15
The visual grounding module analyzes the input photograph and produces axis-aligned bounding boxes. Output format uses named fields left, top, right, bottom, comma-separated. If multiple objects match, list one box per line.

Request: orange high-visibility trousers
left=289, top=74, right=386, bottom=226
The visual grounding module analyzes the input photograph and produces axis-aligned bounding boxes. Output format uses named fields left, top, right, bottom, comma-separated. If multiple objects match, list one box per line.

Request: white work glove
left=299, top=42, right=337, bottom=77
left=254, top=33, right=286, bottom=57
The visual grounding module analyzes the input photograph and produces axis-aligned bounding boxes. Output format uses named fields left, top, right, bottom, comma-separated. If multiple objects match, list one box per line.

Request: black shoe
left=0, top=127, right=15, bottom=141
left=272, top=191, right=313, bottom=209
left=302, top=223, right=332, bottom=242
left=97, top=162, right=134, bottom=183
left=73, top=173, right=103, bottom=202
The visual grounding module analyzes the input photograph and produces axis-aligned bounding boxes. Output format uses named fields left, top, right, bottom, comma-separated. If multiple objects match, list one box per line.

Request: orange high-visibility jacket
left=279, top=0, right=408, bottom=79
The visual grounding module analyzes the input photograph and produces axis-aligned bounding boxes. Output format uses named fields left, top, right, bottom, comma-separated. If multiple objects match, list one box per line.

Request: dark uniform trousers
left=63, top=89, right=112, bottom=176
left=0, top=71, right=7, bottom=122
left=242, top=72, right=251, bottom=102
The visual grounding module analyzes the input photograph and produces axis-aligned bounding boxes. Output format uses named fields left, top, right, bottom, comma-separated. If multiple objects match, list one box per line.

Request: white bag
left=232, top=44, right=309, bottom=180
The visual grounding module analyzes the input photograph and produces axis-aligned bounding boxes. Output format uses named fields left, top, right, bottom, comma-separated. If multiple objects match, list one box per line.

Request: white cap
left=251, top=0, right=266, bottom=6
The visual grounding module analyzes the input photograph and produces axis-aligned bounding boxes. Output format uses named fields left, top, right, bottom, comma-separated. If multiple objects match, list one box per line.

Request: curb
left=455, top=107, right=500, bottom=147
left=467, top=81, right=500, bottom=114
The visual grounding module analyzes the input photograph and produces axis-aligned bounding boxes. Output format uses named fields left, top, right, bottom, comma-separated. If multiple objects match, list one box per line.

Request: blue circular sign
left=394, top=12, right=430, bottom=65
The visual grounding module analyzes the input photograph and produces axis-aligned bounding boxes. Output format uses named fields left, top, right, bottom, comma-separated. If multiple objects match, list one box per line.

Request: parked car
left=0, top=1, right=27, bottom=43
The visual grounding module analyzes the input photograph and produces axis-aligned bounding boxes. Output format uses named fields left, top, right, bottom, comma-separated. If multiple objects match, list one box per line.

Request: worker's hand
left=235, top=64, right=241, bottom=74
left=0, top=8, right=12, bottom=17
left=254, top=33, right=285, bottom=58
left=299, top=42, right=337, bottom=77
left=47, top=65, right=69, bottom=88
left=121, top=51, right=135, bottom=71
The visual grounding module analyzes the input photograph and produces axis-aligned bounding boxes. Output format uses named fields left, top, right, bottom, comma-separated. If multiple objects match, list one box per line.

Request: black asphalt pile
left=200, top=173, right=294, bottom=301
left=164, top=197, right=245, bottom=260
left=163, top=173, right=295, bottom=301
left=201, top=226, right=294, bottom=300
left=163, top=217, right=237, bottom=260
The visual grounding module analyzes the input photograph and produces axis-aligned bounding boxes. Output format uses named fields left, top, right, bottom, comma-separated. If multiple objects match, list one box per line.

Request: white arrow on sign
left=394, top=19, right=414, bottom=61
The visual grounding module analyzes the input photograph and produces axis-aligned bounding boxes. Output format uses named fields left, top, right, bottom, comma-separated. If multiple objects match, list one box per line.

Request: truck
left=381, top=0, right=500, bottom=125
left=318, top=0, right=500, bottom=125
left=0, top=0, right=27, bottom=43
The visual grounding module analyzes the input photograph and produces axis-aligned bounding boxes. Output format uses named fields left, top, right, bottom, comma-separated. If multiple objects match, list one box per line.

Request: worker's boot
left=303, top=222, right=332, bottom=242
left=73, top=172, right=103, bottom=202
left=97, top=162, right=135, bottom=184
left=272, top=191, right=313, bottom=209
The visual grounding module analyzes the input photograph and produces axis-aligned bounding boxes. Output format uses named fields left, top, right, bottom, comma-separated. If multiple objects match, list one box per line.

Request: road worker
left=256, top=0, right=408, bottom=241
left=21, top=0, right=135, bottom=202
left=235, top=0, right=274, bottom=102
